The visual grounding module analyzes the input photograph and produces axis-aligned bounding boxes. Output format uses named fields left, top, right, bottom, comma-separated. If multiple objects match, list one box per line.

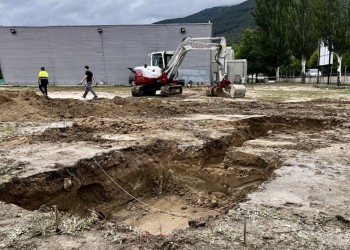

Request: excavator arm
left=164, top=37, right=229, bottom=82
left=162, top=36, right=245, bottom=98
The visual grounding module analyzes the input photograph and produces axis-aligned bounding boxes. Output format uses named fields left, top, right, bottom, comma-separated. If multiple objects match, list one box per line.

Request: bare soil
left=0, top=85, right=349, bottom=249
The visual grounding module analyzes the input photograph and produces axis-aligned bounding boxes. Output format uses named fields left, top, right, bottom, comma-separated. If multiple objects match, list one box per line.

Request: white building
left=0, top=24, right=212, bottom=85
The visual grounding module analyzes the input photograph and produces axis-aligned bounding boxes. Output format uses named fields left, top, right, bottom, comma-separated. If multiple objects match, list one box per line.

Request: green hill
left=154, top=0, right=256, bottom=45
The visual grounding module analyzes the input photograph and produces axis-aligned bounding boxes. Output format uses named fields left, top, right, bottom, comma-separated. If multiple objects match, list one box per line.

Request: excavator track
left=131, top=86, right=143, bottom=97
left=160, top=85, right=183, bottom=97
left=131, top=85, right=156, bottom=97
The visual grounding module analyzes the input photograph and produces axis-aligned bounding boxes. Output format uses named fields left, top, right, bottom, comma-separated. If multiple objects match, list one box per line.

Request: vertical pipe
left=99, top=27, right=107, bottom=84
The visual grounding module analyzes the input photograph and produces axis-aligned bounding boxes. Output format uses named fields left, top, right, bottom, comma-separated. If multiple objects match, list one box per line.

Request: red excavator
left=128, top=37, right=246, bottom=98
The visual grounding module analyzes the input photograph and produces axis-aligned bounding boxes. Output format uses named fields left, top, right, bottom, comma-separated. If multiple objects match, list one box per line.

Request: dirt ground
left=0, top=84, right=349, bottom=249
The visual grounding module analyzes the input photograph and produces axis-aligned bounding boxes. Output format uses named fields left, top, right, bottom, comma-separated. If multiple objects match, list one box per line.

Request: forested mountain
left=154, top=0, right=256, bottom=45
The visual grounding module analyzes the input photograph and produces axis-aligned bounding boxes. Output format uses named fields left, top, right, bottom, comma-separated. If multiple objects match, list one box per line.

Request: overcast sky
left=0, top=0, right=246, bottom=26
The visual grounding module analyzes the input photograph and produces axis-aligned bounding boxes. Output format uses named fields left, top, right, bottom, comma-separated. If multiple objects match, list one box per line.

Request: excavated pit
left=0, top=115, right=335, bottom=233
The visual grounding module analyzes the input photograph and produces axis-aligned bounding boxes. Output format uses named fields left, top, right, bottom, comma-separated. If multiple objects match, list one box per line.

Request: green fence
left=0, top=79, right=4, bottom=85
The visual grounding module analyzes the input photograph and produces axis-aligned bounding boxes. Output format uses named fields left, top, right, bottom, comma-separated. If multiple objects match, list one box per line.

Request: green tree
left=286, top=0, right=319, bottom=83
left=235, top=29, right=271, bottom=77
left=307, top=49, right=319, bottom=69
left=342, top=50, right=350, bottom=69
left=315, top=0, right=350, bottom=84
left=253, top=0, right=291, bottom=81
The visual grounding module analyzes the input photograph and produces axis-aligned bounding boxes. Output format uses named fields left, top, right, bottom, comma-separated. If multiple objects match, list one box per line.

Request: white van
left=307, top=69, right=322, bottom=77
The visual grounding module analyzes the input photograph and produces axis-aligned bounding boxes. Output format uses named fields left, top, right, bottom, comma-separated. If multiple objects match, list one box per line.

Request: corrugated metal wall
left=0, top=24, right=212, bottom=85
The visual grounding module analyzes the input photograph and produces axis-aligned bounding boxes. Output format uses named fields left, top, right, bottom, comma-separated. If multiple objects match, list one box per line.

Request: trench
left=0, top=115, right=336, bottom=233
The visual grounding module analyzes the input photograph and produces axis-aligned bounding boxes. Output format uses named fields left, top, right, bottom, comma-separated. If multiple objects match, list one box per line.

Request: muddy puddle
left=0, top=115, right=334, bottom=234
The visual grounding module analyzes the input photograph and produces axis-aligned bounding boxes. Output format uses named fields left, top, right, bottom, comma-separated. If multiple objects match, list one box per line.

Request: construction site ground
left=0, top=83, right=349, bottom=249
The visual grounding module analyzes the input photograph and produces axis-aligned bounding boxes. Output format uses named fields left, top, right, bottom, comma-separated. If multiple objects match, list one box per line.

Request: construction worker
left=80, top=65, right=98, bottom=99
left=38, top=67, right=49, bottom=96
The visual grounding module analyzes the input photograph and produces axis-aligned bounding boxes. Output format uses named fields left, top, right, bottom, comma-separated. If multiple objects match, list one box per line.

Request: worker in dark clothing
left=38, top=67, right=49, bottom=96
left=80, top=65, right=98, bottom=99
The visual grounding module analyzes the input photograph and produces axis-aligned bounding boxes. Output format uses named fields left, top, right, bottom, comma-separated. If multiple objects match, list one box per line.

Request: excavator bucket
left=206, top=84, right=246, bottom=98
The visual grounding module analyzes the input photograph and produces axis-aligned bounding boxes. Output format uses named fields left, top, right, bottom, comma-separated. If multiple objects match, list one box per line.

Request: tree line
left=235, top=0, right=350, bottom=83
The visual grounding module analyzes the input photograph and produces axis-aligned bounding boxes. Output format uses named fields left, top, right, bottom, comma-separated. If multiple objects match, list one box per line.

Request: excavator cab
left=150, top=51, right=175, bottom=69
left=151, top=53, right=164, bottom=68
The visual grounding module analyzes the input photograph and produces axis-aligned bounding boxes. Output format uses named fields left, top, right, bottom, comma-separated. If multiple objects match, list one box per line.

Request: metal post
left=328, top=47, right=332, bottom=85
left=345, top=66, right=347, bottom=84
left=243, top=217, right=247, bottom=246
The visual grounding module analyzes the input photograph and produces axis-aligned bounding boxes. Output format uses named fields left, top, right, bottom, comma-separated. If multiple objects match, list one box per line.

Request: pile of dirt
left=3, top=89, right=345, bottom=124
left=0, top=90, right=204, bottom=122
left=0, top=90, right=55, bottom=122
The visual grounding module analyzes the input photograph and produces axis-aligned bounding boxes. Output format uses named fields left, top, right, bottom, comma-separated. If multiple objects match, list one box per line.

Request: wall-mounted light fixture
left=180, top=28, right=186, bottom=34
left=97, top=27, right=103, bottom=33
left=10, top=28, right=16, bottom=34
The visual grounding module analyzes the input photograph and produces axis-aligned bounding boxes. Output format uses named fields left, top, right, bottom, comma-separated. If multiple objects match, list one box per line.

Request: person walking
left=38, top=67, right=49, bottom=96
left=80, top=65, right=98, bottom=99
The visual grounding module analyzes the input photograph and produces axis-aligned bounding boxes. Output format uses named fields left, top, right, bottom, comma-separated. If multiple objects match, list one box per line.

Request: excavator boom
left=164, top=37, right=228, bottom=81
